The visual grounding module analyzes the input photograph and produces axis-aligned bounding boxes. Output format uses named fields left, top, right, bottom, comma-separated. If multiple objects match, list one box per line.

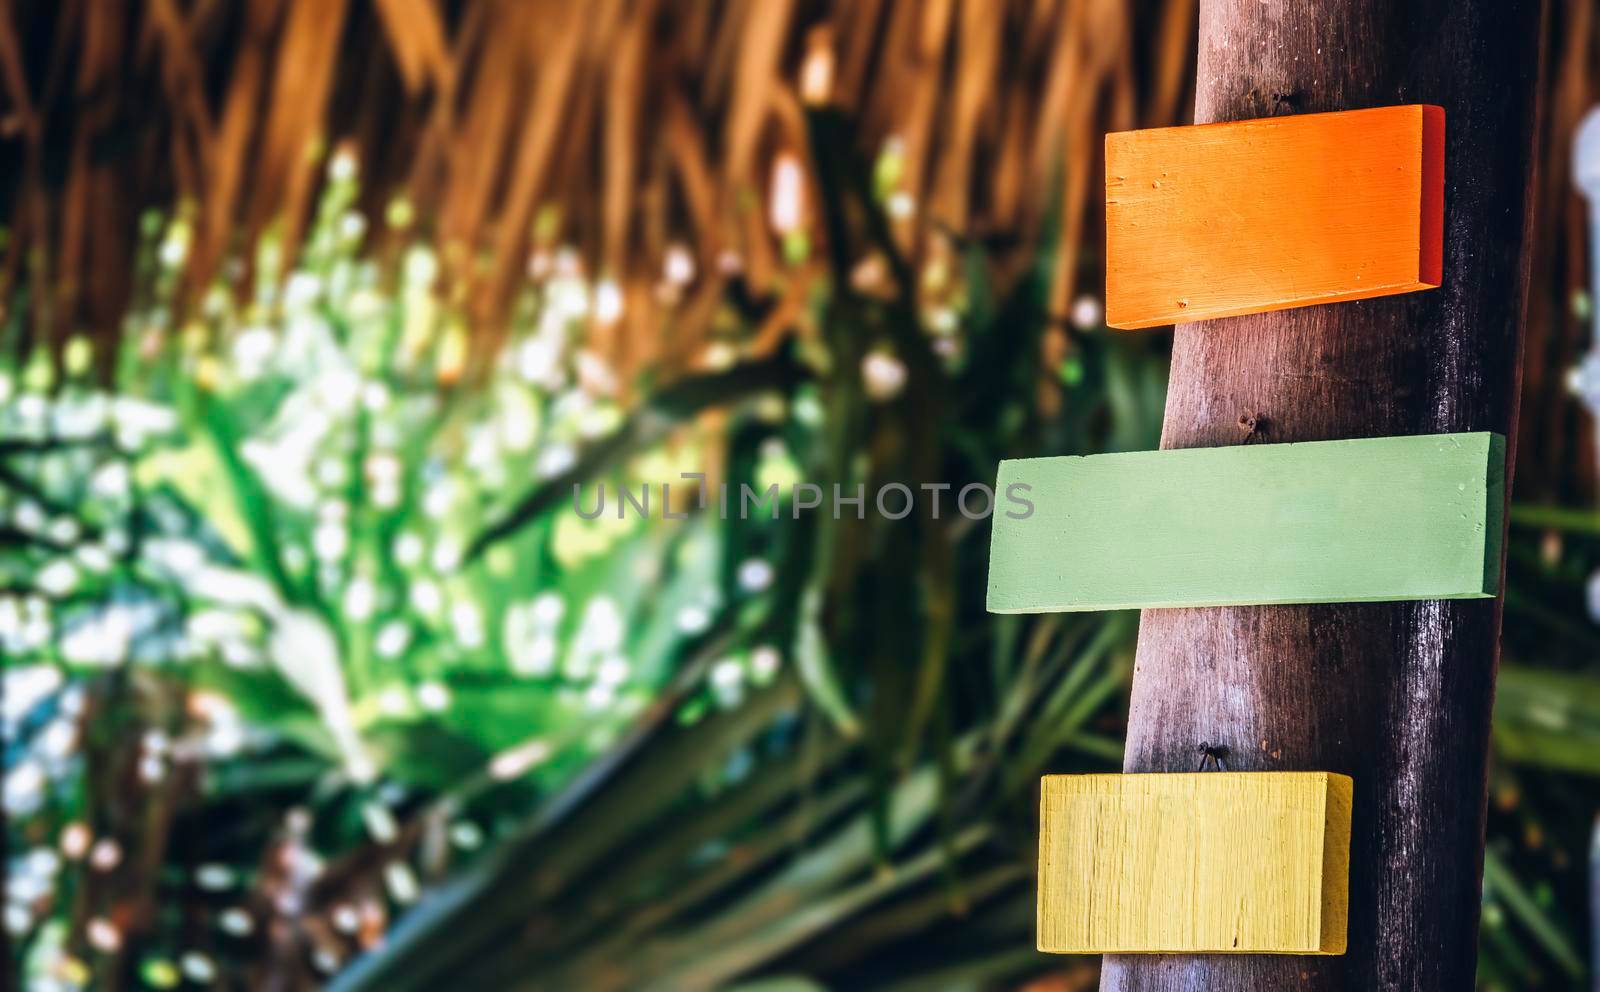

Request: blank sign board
left=987, top=432, right=1503, bottom=612
left=1038, top=772, right=1352, bottom=954
left=1105, top=105, right=1445, bottom=328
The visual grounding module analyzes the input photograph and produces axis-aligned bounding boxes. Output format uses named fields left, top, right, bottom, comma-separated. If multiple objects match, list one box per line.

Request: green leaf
left=1493, top=665, right=1600, bottom=775
left=1482, top=848, right=1585, bottom=979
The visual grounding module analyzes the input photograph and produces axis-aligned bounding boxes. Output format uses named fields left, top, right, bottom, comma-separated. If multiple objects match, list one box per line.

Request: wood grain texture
left=1039, top=773, right=1352, bottom=955
left=988, top=433, right=1503, bottom=612
left=1100, top=2, right=1541, bottom=990
left=1105, top=105, right=1445, bottom=329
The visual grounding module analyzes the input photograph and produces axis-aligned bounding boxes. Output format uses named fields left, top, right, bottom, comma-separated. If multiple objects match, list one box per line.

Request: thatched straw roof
left=1, top=0, right=1597, bottom=495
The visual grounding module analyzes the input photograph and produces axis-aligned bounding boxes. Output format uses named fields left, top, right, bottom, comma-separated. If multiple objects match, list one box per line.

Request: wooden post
left=1099, top=2, right=1543, bottom=990
left=1591, top=816, right=1600, bottom=982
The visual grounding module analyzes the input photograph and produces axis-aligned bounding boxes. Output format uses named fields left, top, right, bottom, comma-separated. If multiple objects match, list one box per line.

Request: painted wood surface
left=1105, top=104, right=1444, bottom=329
left=1104, top=3, right=1540, bottom=987
left=1038, top=772, right=1352, bottom=954
left=987, top=432, right=1503, bottom=613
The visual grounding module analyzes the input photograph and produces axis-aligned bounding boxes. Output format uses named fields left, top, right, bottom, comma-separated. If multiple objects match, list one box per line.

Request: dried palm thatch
left=0, top=0, right=1596, bottom=489
left=2, top=0, right=1191, bottom=380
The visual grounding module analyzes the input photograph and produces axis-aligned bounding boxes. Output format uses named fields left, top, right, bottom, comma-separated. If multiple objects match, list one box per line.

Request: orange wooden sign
left=1105, top=104, right=1444, bottom=329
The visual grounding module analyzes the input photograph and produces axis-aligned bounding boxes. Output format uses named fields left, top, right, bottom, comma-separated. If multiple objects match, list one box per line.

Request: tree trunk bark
left=1099, top=3, right=1544, bottom=991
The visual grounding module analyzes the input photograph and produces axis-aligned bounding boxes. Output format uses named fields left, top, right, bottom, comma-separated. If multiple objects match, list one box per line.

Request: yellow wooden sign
left=1038, top=772, right=1352, bottom=954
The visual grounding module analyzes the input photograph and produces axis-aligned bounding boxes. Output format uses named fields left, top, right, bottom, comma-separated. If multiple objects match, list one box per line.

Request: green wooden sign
left=987, top=432, right=1504, bottom=613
